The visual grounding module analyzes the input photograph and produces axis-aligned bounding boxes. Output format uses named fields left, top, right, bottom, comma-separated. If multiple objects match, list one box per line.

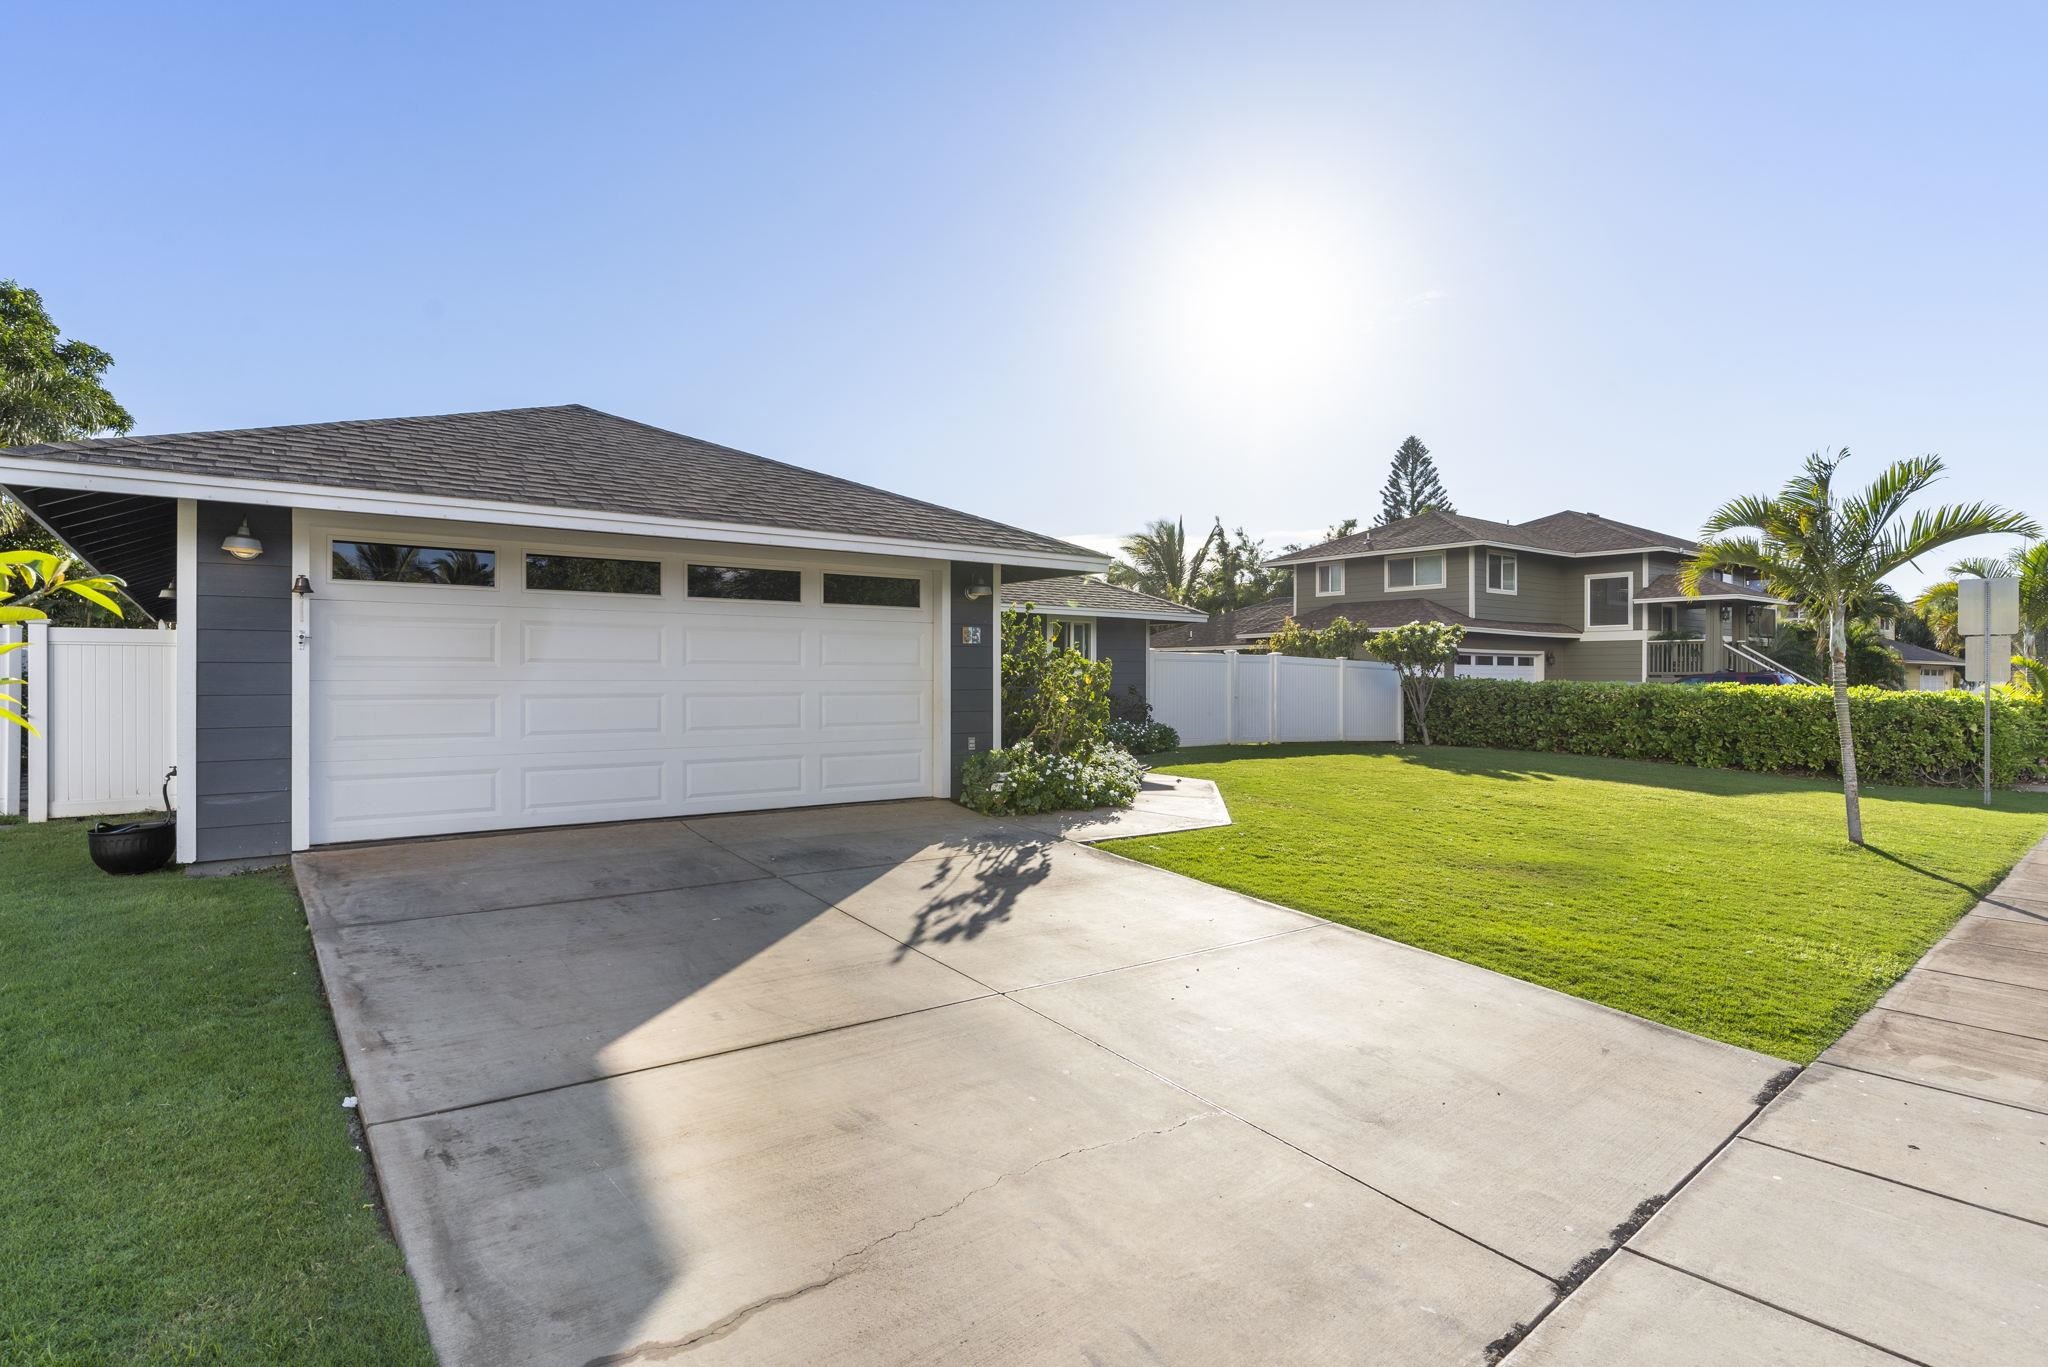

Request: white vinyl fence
left=7, top=624, right=178, bottom=821
left=1147, top=650, right=1403, bottom=746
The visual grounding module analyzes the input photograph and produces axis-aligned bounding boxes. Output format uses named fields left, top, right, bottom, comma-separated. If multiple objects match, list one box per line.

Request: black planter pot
left=88, top=819, right=176, bottom=876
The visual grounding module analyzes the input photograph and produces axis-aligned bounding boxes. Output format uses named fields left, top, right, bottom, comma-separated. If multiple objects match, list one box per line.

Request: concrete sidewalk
left=1509, top=841, right=2048, bottom=1366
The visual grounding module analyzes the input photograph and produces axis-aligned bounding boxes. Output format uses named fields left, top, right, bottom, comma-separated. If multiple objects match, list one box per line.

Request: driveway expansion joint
left=577, top=1113, right=1212, bottom=1365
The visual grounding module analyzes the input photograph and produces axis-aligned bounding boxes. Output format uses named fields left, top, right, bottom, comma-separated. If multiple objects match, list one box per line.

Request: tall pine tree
left=1376, top=436, right=1456, bottom=526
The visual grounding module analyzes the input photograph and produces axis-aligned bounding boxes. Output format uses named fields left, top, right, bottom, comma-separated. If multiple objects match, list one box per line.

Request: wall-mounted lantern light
left=158, top=579, right=176, bottom=600
left=220, top=516, right=264, bottom=560
left=964, top=577, right=993, bottom=601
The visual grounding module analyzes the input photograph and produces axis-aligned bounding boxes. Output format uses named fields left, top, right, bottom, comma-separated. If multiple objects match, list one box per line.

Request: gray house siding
left=1551, top=638, right=1644, bottom=682
left=1469, top=547, right=1581, bottom=625
left=192, top=501, right=293, bottom=863
left=949, top=562, right=996, bottom=790
left=1295, top=547, right=1471, bottom=616
left=1095, top=618, right=1150, bottom=716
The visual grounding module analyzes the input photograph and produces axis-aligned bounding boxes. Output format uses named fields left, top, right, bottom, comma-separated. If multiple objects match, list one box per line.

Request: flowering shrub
left=1107, top=717, right=1180, bottom=755
left=958, top=740, right=1144, bottom=816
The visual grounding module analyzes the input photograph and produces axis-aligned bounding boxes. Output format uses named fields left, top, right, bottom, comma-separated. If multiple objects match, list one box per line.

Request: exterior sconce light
left=158, top=579, right=176, bottom=600
left=964, top=578, right=992, bottom=601
left=291, top=575, right=315, bottom=597
left=220, top=516, right=264, bottom=560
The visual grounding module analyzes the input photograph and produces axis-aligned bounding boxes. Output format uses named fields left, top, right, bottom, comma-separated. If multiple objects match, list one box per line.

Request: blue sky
left=10, top=2, right=2042, bottom=595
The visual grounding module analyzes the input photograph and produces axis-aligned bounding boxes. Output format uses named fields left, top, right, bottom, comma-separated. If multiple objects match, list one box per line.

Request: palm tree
left=1108, top=517, right=1218, bottom=604
left=1914, top=541, right=2048, bottom=656
left=1687, top=450, right=2037, bottom=844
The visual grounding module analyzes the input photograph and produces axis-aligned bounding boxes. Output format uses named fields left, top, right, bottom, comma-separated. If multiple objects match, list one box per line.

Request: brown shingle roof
left=1002, top=576, right=1207, bottom=620
left=1148, top=597, right=1293, bottom=648
left=1893, top=641, right=1963, bottom=666
left=1149, top=595, right=1579, bottom=646
left=1279, top=597, right=1580, bottom=638
left=0, top=404, right=1100, bottom=563
left=1268, top=508, right=1698, bottom=565
left=1635, top=573, right=1785, bottom=603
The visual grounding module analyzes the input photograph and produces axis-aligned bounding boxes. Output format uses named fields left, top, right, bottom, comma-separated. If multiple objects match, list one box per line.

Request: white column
left=989, top=565, right=1003, bottom=751
left=289, top=509, right=312, bottom=850
left=174, top=499, right=199, bottom=864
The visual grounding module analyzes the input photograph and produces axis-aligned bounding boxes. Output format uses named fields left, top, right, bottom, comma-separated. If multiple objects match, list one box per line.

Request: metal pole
left=1982, top=578, right=1993, bottom=807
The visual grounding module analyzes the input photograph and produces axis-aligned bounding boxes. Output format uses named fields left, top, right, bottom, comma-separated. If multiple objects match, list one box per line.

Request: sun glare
left=1141, top=197, right=1378, bottom=427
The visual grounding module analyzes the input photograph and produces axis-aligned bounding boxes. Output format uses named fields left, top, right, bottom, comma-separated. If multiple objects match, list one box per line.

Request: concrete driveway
left=298, top=797, right=1785, bottom=1366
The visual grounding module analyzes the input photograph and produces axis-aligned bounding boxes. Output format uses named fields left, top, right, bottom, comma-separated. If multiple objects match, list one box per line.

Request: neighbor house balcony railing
left=1647, top=638, right=1707, bottom=676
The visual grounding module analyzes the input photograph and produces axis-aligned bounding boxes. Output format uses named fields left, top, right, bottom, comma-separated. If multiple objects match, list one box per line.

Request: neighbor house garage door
left=1456, top=651, right=1542, bottom=681
left=307, top=520, right=938, bottom=844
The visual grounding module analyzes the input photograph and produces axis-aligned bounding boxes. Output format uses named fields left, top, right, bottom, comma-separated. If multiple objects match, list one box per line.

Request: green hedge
left=1424, top=678, right=2048, bottom=787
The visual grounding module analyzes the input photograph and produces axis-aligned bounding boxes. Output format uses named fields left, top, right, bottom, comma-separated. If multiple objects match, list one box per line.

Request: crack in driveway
left=579, top=1113, right=1209, bottom=1365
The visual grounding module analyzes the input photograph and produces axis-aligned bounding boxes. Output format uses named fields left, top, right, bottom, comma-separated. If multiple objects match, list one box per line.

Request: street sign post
left=1958, top=577, right=2019, bottom=806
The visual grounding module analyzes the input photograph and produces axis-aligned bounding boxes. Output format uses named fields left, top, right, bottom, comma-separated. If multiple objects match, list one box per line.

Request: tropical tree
left=1108, top=517, right=1218, bottom=604
left=1194, top=522, right=1290, bottom=612
left=2, top=550, right=128, bottom=732
left=1687, top=450, right=2038, bottom=843
left=1, top=280, right=134, bottom=447
left=1377, top=436, right=1456, bottom=525
left=1366, top=621, right=1465, bottom=745
left=1914, top=542, right=2048, bottom=656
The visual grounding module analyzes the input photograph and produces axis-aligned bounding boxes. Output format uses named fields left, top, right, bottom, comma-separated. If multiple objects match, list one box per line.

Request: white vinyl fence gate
left=3, top=624, right=178, bottom=821
left=1147, top=650, right=1403, bottom=746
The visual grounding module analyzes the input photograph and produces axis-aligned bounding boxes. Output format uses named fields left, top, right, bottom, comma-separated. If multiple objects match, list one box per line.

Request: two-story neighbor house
left=1258, top=509, right=1787, bottom=683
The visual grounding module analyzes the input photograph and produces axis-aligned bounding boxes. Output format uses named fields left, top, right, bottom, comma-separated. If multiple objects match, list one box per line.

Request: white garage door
left=309, top=524, right=938, bottom=844
left=1456, top=651, right=1542, bottom=681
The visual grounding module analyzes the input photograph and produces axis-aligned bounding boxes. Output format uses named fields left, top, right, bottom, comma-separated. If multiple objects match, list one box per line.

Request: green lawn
left=1110, top=745, right=2048, bottom=1062
left=0, top=820, right=432, bottom=1365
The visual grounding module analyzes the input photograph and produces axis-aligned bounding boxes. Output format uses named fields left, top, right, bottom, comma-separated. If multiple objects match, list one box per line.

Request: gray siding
left=1095, top=618, right=1149, bottom=714
left=1551, top=638, right=1645, bottom=682
left=1295, top=547, right=1471, bottom=615
left=949, top=562, right=996, bottom=790
left=192, top=501, right=293, bottom=863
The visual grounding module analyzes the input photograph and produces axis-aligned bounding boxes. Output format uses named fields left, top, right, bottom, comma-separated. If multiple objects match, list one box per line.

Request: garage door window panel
left=823, top=573, right=921, bottom=608
left=686, top=564, right=803, bottom=602
left=525, top=552, right=661, bottom=596
left=332, top=541, right=497, bottom=587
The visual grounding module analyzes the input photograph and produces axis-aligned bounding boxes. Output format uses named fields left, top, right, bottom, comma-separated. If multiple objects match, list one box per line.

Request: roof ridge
left=2, top=403, right=587, bottom=457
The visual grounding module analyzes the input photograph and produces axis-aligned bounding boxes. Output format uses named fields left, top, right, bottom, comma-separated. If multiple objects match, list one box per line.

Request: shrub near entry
left=1425, top=677, right=2047, bottom=788
left=961, top=604, right=1140, bottom=815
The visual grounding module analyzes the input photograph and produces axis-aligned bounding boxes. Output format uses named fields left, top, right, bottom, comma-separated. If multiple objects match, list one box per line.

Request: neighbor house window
left=1486, top=552, right=1517, bottom=593
left=1315, top=562, right=1345, bottom=595
left=823, top=573, right=921, bottom=608
left=332, top=541, right=496, bottom=586
left=687, top=564, right=801, bottom=602
left=1048, top=620, right=1094, bottom=656
left=1384, top=552, right=1446, bottom=591
left=525, top=552, right=661, bottom=595
left=1586, top=573, right=1633, bottom=628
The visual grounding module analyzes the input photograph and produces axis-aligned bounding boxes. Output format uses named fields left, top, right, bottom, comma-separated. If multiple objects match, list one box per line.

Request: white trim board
left=0, top=455, right=1110, bottom=576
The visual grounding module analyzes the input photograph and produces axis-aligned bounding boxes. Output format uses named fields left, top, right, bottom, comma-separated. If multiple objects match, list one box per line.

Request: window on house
left=1486, top=552, right=1517, bottom=593
left=1047, top=619, right=1095, bottom=656
left=1315, top=562, right=1345, bottom=595
left=1385, top=552, right=1446, bottom=590
left=525, top=553, right=661, bottom=595
left=687, top=564, right=802, bottom=602
left=1587, top=574, right=1632, bottom=628
left=332, top=541, right=496, bottom=586
left=823, top=573, right=921, bottom=608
